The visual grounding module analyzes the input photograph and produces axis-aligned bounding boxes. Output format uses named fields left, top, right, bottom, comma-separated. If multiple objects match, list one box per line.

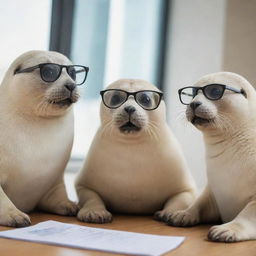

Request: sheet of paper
left=0, top=220, right=184, bottom=256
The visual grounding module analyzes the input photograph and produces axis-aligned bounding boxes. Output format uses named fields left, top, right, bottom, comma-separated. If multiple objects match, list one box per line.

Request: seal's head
left=100, top=79, right=165, bottom=136
left=183, top=72, right=256, bottom=132
left=1, top=50, right=81, bottom=117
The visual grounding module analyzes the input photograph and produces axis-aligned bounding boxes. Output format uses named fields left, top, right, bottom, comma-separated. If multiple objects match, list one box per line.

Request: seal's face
left=5, top=50, right=80, bottom=117
left=100, top=79, right=166, bottom=136
left=113, top=99, right=148, bottom=134
left=186, top=92, right=218, bottom=129
left=185, top=72, right=254, bottom=132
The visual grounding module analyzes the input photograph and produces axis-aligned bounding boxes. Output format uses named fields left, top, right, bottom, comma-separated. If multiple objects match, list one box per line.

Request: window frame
left=49, top=0, right=75, bottom=57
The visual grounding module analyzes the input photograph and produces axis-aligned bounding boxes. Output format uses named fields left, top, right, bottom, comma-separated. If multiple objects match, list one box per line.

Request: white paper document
left=0, top=220, right=184, bottom=256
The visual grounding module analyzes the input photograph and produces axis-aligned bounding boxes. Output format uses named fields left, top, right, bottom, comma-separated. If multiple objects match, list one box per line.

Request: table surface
left=0, top=212, right=255, bottom=256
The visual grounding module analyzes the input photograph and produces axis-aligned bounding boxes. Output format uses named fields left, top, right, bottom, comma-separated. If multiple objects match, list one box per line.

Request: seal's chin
left=119, top=121, right=141, bottom=133
left=191, top=116, right=213, bottom=126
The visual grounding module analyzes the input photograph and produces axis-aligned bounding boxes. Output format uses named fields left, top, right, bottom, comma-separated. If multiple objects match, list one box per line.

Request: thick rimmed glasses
left=15, top=63, right=89, bottom=85
left=178, top=84, right=245, bottom=105
left=100, top=89, right=163, bottom=110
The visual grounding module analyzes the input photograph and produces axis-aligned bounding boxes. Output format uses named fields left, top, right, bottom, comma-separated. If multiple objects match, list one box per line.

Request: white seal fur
left=0, top=50, right=79, bottom=227
left=168, top=72, right=256, bottom=242
left=76, top=79, right=196, bottom=223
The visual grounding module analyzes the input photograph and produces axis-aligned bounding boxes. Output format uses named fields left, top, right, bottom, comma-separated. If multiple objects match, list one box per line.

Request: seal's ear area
left=13, top=66, right=21, bottom=75
left=241, top=89, right=247, bottom=98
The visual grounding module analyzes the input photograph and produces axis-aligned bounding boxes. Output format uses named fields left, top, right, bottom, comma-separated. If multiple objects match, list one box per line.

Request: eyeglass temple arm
left=75, top=69, right=86, bottom=74
left=225, top=85, right=245, bottom=94
left=75, top=67, right=89, bottom=74
left=181, top=91, right=193, bottom=97
left=15, top=65, right=40, bottom=74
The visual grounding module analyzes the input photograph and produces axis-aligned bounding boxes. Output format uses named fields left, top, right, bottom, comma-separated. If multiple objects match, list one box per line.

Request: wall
left=222, top=0, right=256, bottom=86
left=164, top=0, right=227, bottom=190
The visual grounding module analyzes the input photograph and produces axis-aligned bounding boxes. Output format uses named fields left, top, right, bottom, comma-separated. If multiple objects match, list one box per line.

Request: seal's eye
left=41, top=64, right=61, bottom=82
left=137, top=92, right=152, bottom=108
left=204, top=84, right=224, bottom=100
left=101, top=90, right=127, bottom=108
left=110, top=94, right=123, bottom=106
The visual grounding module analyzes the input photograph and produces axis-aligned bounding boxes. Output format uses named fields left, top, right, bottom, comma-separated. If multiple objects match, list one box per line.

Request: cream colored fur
left=76, top=79, right=196, bottom=223
left=168, top=72, right=256, bottom=242
left=0, top=50, right=79, bottom=227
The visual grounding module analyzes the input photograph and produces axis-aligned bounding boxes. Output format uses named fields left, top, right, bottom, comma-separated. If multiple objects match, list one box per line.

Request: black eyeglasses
left=178, top=84, right=245, bottom=105
left=100, top=89, right=163, bottom=110
left=15, top=63, right=89, bottom=85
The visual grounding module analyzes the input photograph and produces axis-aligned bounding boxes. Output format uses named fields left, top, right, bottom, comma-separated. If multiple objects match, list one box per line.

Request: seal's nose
left=65, top=83, right=76, bottom=92
left=190, top=101, right=202, bottom=110
left=124, top=105, right=136, bottom=114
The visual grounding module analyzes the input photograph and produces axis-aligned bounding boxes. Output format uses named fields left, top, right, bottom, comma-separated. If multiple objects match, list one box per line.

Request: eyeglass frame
left=14, top=63, right=89, bottom=85
left=178, top=84, right=245, bottom=105
left=100, top=89, right=163, bottom=111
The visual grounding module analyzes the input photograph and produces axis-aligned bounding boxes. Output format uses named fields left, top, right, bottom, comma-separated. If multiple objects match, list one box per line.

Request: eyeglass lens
left=136, top=91, right=160, bottom=110
left=179, top=88, right=195, bottom=105
left=204, top=84, right=224, bottom=99
left=180, top=84, right=225, bottom=104
left=103, top=90, right=127, bottom=108
left=102, top=90, right=161, bottom=110
left=40, top=64, right=87, bottom=84
left=67, top=66, right=87, bottom=85
left=41, top=64, right=61, bottom=82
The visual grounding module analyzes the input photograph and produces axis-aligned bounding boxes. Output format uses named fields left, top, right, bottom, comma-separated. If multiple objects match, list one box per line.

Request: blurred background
left=1, top=0, right=255, bottom=199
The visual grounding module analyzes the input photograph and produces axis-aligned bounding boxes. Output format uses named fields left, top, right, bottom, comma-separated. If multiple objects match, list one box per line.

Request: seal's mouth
left=191, top=116, right=212, bottom=126
left=50, top=97, right=76, bottom=107
left=119, top=121, right=141, bottom=133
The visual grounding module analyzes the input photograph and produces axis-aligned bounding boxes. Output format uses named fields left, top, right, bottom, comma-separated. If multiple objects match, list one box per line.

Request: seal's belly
left=85, top=171, right=175, bottom=214
left=208, top=163, right=255, bottom=222
left=1, top=159, right=63, bottom=212
left=0, top=110, right=73, bottom=213
left=210, top=183, right=248, bottom=222
left=0, top=142, right=70, bottom=213
left=3, top=174, right=53, bottom=212
left=101, top=186, right=168, bottom=214
left=83, top=139, right=192, bottom=214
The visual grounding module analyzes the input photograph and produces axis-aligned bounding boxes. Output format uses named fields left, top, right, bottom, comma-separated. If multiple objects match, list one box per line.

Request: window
left=66, top=0, right=168, bottom=161
left=0, top=0, right=51, bottom=81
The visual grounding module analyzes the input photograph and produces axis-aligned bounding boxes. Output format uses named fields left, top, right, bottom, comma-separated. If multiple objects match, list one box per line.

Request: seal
left=75, top=79, right=196, bottom=223
left=168, top=72, right=256, bottom=242
left=0, top=50, right=85, bottom=227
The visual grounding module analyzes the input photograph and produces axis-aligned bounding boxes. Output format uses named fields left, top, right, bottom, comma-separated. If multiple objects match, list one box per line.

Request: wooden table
left=0, top=212, right=255, bottom=255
